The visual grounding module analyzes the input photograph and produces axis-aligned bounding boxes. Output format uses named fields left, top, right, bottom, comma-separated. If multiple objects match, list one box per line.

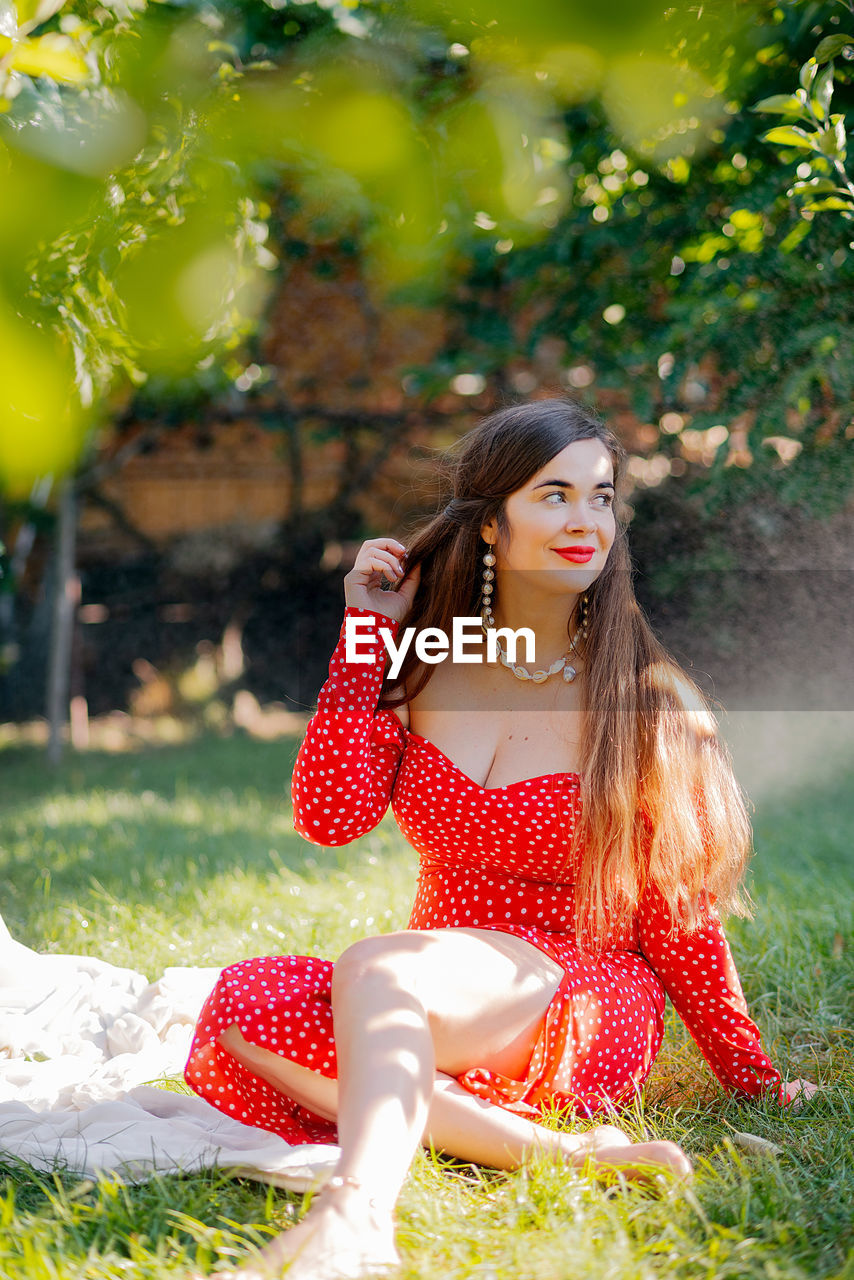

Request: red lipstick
left=553, top=546, right=595, bottom=563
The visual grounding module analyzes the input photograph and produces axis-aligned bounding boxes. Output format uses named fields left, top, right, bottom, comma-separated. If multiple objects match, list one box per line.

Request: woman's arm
left=636, top=881, right=787, bottom=1104
left=291, top=605, right=406, bottom=846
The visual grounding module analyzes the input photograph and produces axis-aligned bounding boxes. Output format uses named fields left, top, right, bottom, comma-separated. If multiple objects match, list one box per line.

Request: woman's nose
left=564, top=506, right=596, bottom=533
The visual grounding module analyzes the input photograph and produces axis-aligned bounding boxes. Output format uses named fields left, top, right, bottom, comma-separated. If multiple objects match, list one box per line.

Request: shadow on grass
left=0, top=734, right=304, bottom=806
left=0, top=734, right=397, bottom=943
left=2, top=807, right=338, bottom=916
left=2, top=730, right=851, bottom=901
left=0, top=739, right=852, bottom=1277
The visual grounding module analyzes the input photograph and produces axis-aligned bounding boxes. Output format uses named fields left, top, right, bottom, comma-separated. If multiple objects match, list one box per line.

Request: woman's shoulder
left=384, top=646, right=477, bottom=732
left=382, top=647, right=453, bottom=732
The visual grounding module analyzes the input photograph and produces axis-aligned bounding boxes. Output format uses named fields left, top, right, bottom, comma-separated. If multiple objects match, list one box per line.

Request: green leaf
left=752, top=94, right=809, bottom=117
left=8, top=33, right=88, bottom=83
left=207, top=40, right=240, bottom=57
left=799, top=58, right=817, bottom=92
left=761, top=125, right=817, bottom=150
left=810, top=63, right=834, bottom=122
left=802, top=196, right=854, bottom=211
left=814, top=34, right=854, bottom=63
left=786, top=178, right=840, bottom=196
left=816, top=130, right=838, bottom=157
left=14, top=0, right=66, bottom=31
left=833, top=114, right=848, bottom=162
left=778, top=219, right=812, bottom=252
left=816, top=118, right=847, bottom=159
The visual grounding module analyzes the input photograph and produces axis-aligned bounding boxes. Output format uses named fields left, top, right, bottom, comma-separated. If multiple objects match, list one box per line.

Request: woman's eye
left=544, top=491, right=613, bottom=506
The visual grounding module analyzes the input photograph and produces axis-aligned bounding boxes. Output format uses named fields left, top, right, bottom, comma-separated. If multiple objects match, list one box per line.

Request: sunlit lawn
left=1, top=730, right=852, bottom=1279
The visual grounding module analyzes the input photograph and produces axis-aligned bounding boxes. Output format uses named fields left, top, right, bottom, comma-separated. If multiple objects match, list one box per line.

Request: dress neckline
left=402, top=727, right=582, bottom=793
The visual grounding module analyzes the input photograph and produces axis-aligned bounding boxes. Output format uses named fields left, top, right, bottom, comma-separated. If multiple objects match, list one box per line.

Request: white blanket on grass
left=0, top=916, right=340, bottom=1188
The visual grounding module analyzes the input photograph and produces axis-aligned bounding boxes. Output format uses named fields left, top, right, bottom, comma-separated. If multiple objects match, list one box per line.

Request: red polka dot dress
left=185, top=606, right=785, bottom=1142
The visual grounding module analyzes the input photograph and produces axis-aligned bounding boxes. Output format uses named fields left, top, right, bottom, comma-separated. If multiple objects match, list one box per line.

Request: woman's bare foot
left=549, top=1122, right=691, bottom=1191
left=581, top=1141, right=696, bottom=1187
left=562, top=1123, right=633, bottom=1155
left=204, top=1181, right=400, bottom=1280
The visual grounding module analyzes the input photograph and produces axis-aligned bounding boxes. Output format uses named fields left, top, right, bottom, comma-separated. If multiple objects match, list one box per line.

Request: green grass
left=1, top=731, right=852, bottom=1279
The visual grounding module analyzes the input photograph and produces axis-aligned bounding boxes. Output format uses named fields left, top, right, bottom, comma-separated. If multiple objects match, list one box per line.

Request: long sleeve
left=637, top=881, right=785, bottom=1104
left=291, top=605, right=406, bottom=846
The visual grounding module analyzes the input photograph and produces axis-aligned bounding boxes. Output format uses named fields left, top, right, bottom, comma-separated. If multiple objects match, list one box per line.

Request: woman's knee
left=332, top=932, right=423, bottom=998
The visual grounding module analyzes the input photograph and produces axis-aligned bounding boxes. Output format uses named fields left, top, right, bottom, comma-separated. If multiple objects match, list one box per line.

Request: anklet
left=318, top=1174, right=388, bottom=1215
left=325, top=1175, right=366, bottom=1194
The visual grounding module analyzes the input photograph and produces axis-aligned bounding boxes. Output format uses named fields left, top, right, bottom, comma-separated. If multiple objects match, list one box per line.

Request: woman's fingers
left=355, top=537, right=406, bottom=559
left=349, top=539, right=407, bottom=582
left=783, top=1078, right=819, bottom=1110
left=343, top=537, right=419, bottom=618
left=354, top=554, right=401, bottom=582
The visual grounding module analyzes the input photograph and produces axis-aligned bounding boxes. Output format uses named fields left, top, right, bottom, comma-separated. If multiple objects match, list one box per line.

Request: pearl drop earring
left=479, top=545, right=587, bottom=683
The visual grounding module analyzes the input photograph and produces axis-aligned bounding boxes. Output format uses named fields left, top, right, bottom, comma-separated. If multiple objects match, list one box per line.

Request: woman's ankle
left=314, top=1174, right=396, bottom=1227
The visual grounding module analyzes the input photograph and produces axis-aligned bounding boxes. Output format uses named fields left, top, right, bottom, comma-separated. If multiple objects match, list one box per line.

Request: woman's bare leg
left=220, top=1025, right=633, bottom=1169
left=210, top=940, right=439, bottom=1280
left=207, top=929, right=691, bottom=1280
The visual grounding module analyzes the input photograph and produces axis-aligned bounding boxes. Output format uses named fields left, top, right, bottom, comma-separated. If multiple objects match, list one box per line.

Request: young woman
left=186, top=400, right=816, bottom=1280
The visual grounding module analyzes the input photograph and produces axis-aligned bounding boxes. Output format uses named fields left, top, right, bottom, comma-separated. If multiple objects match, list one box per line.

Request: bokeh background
left=2, top=12, right=853, bottom=1276
left=1, top=0, right=852, bottom=766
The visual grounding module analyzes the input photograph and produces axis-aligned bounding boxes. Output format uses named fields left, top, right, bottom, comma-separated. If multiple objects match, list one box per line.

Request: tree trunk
left=46, top=479, right=78, bottom=766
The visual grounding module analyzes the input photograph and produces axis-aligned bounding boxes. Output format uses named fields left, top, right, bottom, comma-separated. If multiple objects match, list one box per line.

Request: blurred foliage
left=753, top=8, right=854, bottom=218
left=398, top=0, right=854, bottom=551
left=0, top=0, right=281, bottom=495
left=0, top=0, right=851, bottom=540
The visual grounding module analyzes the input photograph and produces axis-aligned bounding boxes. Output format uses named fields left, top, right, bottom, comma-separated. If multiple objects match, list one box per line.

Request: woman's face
left=481, top=438, right=617, bottom=595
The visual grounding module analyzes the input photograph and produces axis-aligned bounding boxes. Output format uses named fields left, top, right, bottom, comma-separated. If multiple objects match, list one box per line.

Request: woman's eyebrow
left=532, top=478, right=615, bottom=491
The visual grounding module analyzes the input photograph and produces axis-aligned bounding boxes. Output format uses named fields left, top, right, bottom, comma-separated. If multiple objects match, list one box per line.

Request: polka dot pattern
left=184, top=606, right=785, bottom=1140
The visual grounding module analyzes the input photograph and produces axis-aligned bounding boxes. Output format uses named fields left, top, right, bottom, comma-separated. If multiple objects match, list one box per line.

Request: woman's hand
left=782, top=1078, right=819, bottom=1110
left=344, top=537, right=420, bottom=622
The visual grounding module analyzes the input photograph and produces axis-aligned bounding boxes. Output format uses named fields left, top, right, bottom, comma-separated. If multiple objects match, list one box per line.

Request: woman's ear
left=480, top=516, right=497, bottom=545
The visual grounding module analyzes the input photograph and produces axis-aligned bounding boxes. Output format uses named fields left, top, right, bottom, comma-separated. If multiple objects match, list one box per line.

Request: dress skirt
left=184, top=935, right=668, bottom=1145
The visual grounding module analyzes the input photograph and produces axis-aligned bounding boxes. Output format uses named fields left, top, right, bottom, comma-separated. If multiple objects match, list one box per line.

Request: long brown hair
left=379, top=398, right=753, bottom=952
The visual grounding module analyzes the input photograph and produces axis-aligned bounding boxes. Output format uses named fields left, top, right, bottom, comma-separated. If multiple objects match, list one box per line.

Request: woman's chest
left=390, top=738, right=582, bottom=884
left=404, top=661, right=585, bottom=789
